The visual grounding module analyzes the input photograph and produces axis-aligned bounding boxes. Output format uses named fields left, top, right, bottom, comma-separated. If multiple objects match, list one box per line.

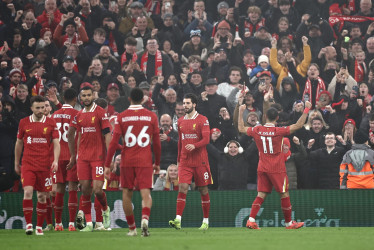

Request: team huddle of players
left=15, top=86, right=310, bottom=236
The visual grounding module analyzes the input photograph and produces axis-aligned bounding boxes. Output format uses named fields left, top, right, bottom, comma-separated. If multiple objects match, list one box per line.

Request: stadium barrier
left=1, top=190, right=373, bottom=229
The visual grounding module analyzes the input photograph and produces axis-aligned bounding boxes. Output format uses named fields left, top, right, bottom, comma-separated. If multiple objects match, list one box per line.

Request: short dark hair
left=95, top=98, right=108, bottom=109
left=266, top=107, right=279, bottom=121
left=311, top=116, right=323, bottom=124
left=80, top=86, right=93, bottom=93
left=63, top=88, right=77, bottom=102
left=94, top=27, right=106, bottom=37
left=325, top=132, right=335, bottom=138
left=125, top=37, right=137, bottom=46
left=184, top=93, right=198, bottom=105
left=229, top=66, right=243, bottom=76
left=30, top=95, right=45, bottom=105
left=130, top=88, right=144, bottom=103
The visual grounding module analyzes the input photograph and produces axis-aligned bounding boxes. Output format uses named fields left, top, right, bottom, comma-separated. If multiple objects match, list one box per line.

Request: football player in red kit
left=105, top=88, right=161, bottom=237
left=67, top=86, right=112, bottom=232
left=51, top=88, right=79, bottom=231
left=15, top=95, right=60, bottom=236
left=169, top=93, right=211, bottom=231
left=238, top=97, right=312, bottom=230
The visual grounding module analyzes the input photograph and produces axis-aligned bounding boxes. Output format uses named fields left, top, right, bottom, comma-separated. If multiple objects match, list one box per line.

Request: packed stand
left=2, top=0, right=374, bottom=192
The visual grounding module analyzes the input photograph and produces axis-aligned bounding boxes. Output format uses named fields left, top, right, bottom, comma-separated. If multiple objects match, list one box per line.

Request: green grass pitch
left=2, top=227, right=374, bottom=250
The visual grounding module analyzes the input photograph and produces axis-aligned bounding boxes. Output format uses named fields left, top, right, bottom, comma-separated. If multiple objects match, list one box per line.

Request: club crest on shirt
left=193, top=124, right=196, bottom=130
left=43, top=127, right=48, bottom=134
left=91, top=116, right=95, bottom=123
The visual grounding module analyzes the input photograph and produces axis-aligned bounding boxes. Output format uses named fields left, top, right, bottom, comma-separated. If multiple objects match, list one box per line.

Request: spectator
left=172, top=101, right=185, bottom=132
left=217, top=66, right=244, bottom=99
left=159, top=114, right=178, bottom=170
left=279, top=77, right=299, bottom=113
left=340, top=128, right=374, bottom=189
left=93, top=45, right=120, bottom=77
left=153, top=164, right=179, bottom=191
left=83, top=58, right=114, bottom=91
left=85, top=28, right=107, bottom=59
left=36, top=0, right=63, bottom=33
left=152, top=75, right=177, bottom=117
left=54, top=55, right=83, bottom=92
left=53, top=15, right=88, bottom=48
left=106, top=83, right=120, bottom=116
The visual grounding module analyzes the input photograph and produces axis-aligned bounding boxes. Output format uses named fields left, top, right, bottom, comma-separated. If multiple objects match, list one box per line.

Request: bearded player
left=169, top=93, right=211, bottom=231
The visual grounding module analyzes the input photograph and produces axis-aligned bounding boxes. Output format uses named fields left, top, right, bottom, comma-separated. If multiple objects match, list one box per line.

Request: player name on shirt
left=122, top=116, right=152, bottom=122
left=53, top=114, right=72, bottom=119
left=258, top=131, right=275, bottom=136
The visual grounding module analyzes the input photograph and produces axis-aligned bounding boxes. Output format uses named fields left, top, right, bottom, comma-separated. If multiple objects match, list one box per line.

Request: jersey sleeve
left=193, top=117, right=210, bottom=148
left=246, top=127, right=254, bottom=137
left=51, top=120, right=59, bottom=139
left=17, top=119, right=25, bottom=139
left=70, top=114, right=80, bottom=130
left=177, top=118, right=181, bottom=163
left=152, top=113, right=161, bottom=165
left=99, top=109, right=111, bottom=131
left=113, top=115, right=123, bottom=135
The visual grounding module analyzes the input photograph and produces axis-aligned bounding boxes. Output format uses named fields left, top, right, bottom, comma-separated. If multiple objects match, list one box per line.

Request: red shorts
left=178, top=165, right=212, bottom=186
left=77, top=160, right=104, bottom=181
left=21, top=169, right=52, bottom=192
left=120, top=167, right=153, bottom=190
left=55, top=160, right=78, bottom=183
left=257, top=171, right=289, bottom=193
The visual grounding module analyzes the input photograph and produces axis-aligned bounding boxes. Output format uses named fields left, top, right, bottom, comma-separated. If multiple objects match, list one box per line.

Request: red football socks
left=142, top=207, right=151, bottom=221
left=201, top=193, right=210, bottom=219
left=96, top=191, right=108, bottom=211
left=94, top=196, right=103, bottom=222
left=176, top=192, right=187, bottom=216
left=68, top=191, right=78, bottom=223
left=126, top=215, right=136, bottom=230
left=54, top=192, right=64, bottom=224
left=281, top=197, right=292, bottom=223
left=81, top=195, right=92, bottom=222
left=36, top=202, right=47, bottom=227
left=23, top=199, right=33, bottom=224
left=249, top=196, right=264, bottom=218
left=46, top=197, right=53, bottom=225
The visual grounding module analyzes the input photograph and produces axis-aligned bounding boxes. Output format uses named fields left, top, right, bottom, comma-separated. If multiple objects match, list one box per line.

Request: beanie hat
left=354, top=129, right=369, bottom=144
left=258, top=55, right=269, bottom=64
left=217, top=20, right=230, bottom=30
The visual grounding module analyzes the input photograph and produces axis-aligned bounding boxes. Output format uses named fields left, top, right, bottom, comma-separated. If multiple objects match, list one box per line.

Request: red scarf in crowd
left=141, top=50, right=163, bottom=77
left=244, top=18, right=265, bottom=34
left=271, top=33, right=293, bottom=41
left=121, top=50, right=138, bottom=67
left=245, top=61, right=256, bottom=70
left=108, top=31, right=118, bottom=56
left=20, top=69, right=26, bottom=82
left=302, top=77, right=326, bottom=103
left=329, top=15, right=374, bottom=38
left=354, top=60, right=367, bottom=83
left=31, top=74, right=45, bottom=96
left=144, top=0, right=161, bottom=15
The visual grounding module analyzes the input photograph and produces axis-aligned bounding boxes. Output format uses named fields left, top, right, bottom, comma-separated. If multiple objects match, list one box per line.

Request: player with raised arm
left=238, top=99, right=312, bottom=230
left=15, top=95, right=60, bottom=236
left=169, top=93, right=212, bottom=231
left=105, top=88, right=161, bottom=237
left=67, top=86, right=112, bottom=232
left=51, top=88, right=79, bottom=231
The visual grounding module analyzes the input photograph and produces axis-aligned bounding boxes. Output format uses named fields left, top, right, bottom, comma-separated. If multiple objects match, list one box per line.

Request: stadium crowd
left=2, top=0, right=374, bottom=192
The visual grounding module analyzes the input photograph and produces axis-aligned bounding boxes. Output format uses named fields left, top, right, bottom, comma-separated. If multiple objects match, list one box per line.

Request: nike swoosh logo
left=96, top=175, right=101, bottom=177
left=26, top=129, right=32, bottom=132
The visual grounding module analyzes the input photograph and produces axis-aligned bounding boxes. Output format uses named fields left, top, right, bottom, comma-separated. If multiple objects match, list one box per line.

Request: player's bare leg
left=169, top=183, right=189, bottom=230
left=247, top=192, right=267, bottom=230
left=78, top=180, right=93, bottom=231
left=36, top=191, right=48, bottom=235
left=123, top=188, right=137, bottom=236
left=198, top=186, right=210, bottom=230
left=93, top=180, right=110, bottom=230
left=23, top=186, right=34, bottom=235
left=67, top=181, right=78, bottom=231
left=140, top=188, right=152, bottom=237
left=279, top=191, right=304, bottom=229
left=54, top=183, right=66, bottom=231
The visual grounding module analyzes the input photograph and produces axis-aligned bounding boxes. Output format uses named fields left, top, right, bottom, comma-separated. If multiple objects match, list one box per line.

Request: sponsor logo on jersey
left=27, top=137, right=48, bottom=144
left=182, top=133, right=198, bottom=139
left=83, top=127, right=97, bottom=133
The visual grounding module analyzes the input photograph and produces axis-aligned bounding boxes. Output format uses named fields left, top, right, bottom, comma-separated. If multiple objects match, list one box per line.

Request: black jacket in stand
left=160, top=129, right=179, bottom=171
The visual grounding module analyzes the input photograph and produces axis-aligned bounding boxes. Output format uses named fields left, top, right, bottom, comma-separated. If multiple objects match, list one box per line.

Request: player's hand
left=67, top=156, right=76, bottom=170
left=51, top=161, right=58, bottom=173
left=153, top=164, right=160, bottom=174
left=304, top=101, right=312, bottom=109
left=185, top=144, right=195, bottom=151
left=15, top=164, right=21, bottom=175
left=104, top=167, right=111, bottom=180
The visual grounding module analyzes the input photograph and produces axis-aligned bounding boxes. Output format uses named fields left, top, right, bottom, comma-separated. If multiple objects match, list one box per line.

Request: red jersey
left=113, top=105, right=161, bottom=168
left=247, top=124, right=290, bottom=173
left=177, top=112, right=210, bottom=168
left=17, top=115, right=59, bottom=171
left=52, top=104, right=78, bottom=161
left=70, top=103, right=110, bottom=161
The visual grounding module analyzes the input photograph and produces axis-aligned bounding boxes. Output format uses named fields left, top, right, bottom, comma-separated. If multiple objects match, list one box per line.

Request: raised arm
left=238, top=104, right=250, bottom=134
left=289, top=101, right=311, bottom=134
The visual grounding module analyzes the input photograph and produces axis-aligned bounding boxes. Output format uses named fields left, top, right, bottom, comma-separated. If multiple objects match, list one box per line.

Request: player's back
left=52, top=104, right=78, bottom=161
left=248, top=124, right=290, bottom=173
left=116, top=106, right=159, bottom=168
